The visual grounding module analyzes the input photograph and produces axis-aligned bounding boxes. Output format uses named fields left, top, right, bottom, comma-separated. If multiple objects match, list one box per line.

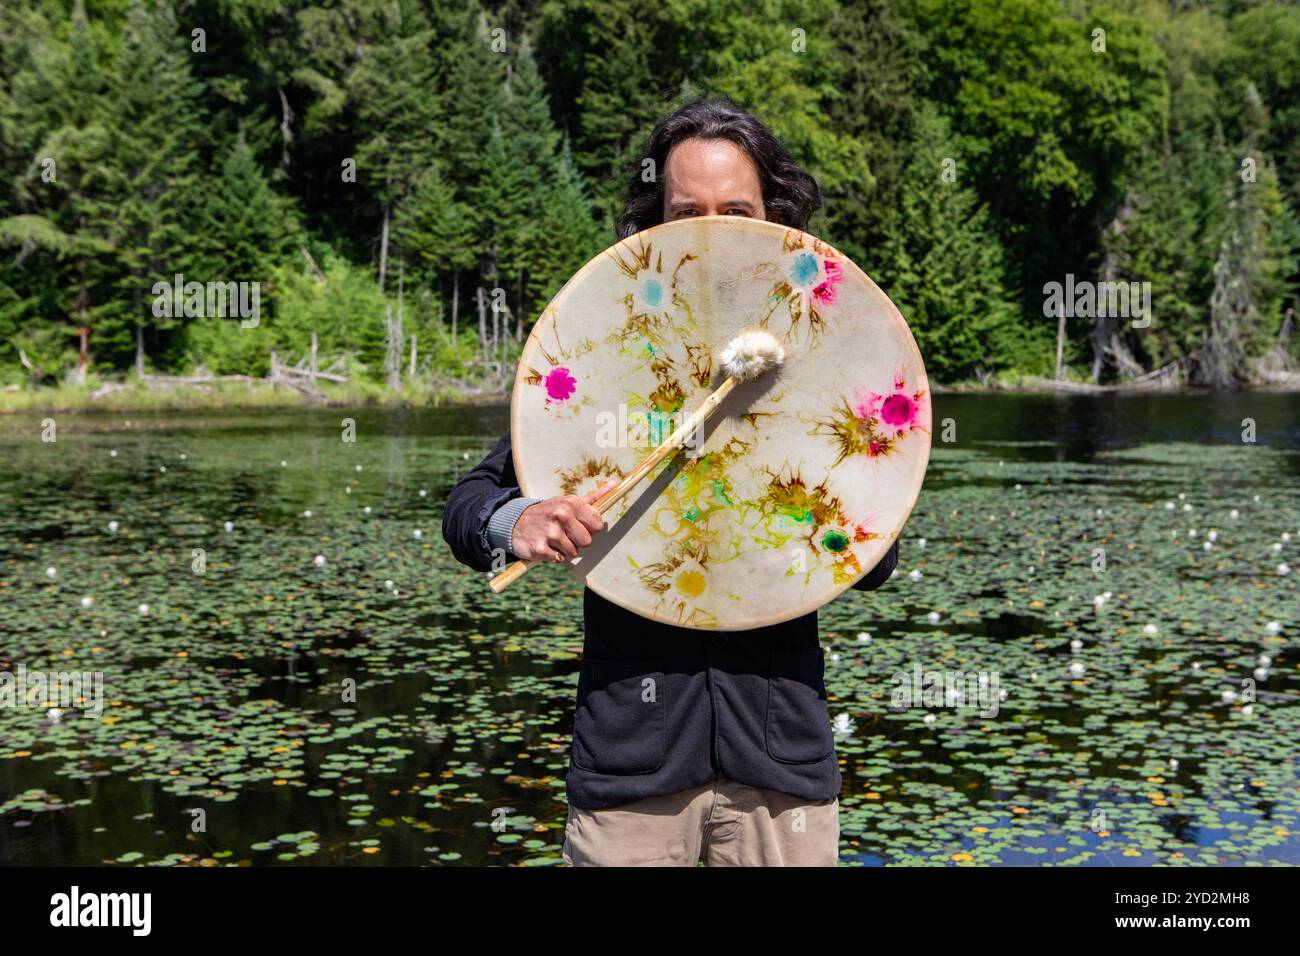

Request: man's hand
left=511, top=485, right=613, bottom=563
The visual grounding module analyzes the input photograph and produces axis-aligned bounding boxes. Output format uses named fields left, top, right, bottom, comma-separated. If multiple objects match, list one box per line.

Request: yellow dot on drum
left=676, top=569, right=706, bottom=597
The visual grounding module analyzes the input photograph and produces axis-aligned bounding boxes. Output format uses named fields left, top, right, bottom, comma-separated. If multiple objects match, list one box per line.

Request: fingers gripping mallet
left=488, top=329, right=786, bottom=593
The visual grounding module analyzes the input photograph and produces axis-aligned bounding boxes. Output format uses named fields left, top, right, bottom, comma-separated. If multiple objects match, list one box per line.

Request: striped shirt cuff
left=486, top=496, right=542, bottom=559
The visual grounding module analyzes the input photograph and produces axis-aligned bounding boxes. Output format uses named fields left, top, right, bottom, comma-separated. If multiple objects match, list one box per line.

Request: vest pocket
left=766, top=648, right=834, bottom=764
left=571, top=658, right=666, bottom=775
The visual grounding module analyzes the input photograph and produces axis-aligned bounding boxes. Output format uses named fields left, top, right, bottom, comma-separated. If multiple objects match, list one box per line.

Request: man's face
left=662, top=138, right=765, bottom=223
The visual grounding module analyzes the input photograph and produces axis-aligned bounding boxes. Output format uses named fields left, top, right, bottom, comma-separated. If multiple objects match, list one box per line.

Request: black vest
left=567, top=587, right=838, bottom=810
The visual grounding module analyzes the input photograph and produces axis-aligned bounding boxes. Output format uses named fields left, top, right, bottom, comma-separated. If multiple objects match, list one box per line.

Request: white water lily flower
left=926, top=611, right=941, bottom=624
left=1259, top=654, right=1272, bottom=666
left=280, top=460, right=287, bottom=467
left=1278, top=563, right=1291, bottom=576
left=1265, top=621, right=1281, bottom=635
left=45, top=566, right=57, bottom=579
left=1253, top=667, right=1269, bottom=681
left=1178, top=493, right=1186, bottom=500
left=413, top=529, right=423, bottom=539
left=1070, top=639, right=1083, bottom=652
left=314, top=555, right=326, bottom=567
left=419, top=490, right=428, bottom=498
left=917, top=538, right=927, bottom=549
left=1203, top=541, right=1213, bottom=551
left=856, top=632, right=871, bottom=643
left=110, top=449, right=118, bottom=457
left=1272, top=542, right=1283, bottom=552
left=385, top=579, right=394, bottom=589
left=923, top=713, right=937, bottom=724
left=303, top=510, right=312, bottom=518
left=1221, top=689, right=1237, bottom=702
left=107, top=520, right=119, bottom=533
left=832, top=713, right=856, bottom=739
left=223, top=521, right=234, bottom=532
left=80, top=596, right=93, bottom=608
left=1168, top=758, right=1179, bottom=771
left=138, top=604, right=149, bottom=615
left=1241, top=704, right=1253, bottom=716
left=1142, top=624, right=1159, bottom=635
left=363, top=506, right=372, bottom=514
left=1207, top=530, right=1217, bottom=542
left=47, top=708, right=63, bottom=723
left=908, top=569, right=923, bottom=582
left=355, top=465, right=363, bottom=472
left=1182, top=503, right=1192, bottom=512
left=1069, top=662, right=1086, bottom=678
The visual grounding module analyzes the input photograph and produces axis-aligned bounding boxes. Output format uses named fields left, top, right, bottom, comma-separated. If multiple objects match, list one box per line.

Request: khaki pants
left=563, top=776, right=839, bottom=867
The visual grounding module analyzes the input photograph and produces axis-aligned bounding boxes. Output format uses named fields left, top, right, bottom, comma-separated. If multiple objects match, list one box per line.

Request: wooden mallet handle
left=488, top=376, right=739, bottom=593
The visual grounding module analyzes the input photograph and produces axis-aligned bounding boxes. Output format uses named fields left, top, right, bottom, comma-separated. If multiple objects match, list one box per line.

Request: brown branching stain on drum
left=638, top=539, right=719, bottom=629
left=608, top=242, right=699, bottom=353
left=609, top=237, right=655, bottom=279
left=751, top=466, right=881, bottom=585
left=758, top=277, right=829, bottom=344
left=558, top=456, right=626, bottom=498
left=685, top=342, right=712, bottom=387
left=760, top=468, right=842, bottom=533
left=648, top=362, right=685, bottom=415
left=738, top=405, right=785, bottom=430
left=531, top=306, right=598, bottom=364
left=812, top=371, right=930, bottom=465
left=815, top=398, right=896, bottom=465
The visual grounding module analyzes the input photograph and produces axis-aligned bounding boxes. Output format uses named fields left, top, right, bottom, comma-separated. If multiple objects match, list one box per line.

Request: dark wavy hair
left=614, top=97, right=822, bottom=240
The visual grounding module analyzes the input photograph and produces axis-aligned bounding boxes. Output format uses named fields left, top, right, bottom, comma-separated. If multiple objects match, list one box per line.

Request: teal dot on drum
left=642, top=278, right=663, bottom=306
left=791, top=252, right=819, bottom=285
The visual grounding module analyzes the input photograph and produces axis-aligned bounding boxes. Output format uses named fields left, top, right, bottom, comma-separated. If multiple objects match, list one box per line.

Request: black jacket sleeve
left=442, top=429, right=521, bottom=572
left=851, top=539, right=899, bottom=591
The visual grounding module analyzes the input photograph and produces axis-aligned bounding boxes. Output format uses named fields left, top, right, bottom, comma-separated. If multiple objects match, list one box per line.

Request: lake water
left=1, top=392, right=1297, bottom=866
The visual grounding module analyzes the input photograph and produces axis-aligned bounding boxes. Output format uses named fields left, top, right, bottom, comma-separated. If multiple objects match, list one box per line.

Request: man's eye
left=676, top=209, right=698, bottom=218
left=726, top=208, right=750, bottom=216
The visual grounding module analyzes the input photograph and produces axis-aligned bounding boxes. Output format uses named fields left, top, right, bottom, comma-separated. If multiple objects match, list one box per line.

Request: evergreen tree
left=83, top=0, right=207, bottom=372
left=346, top=0, right=440, bottom=292
left=877, top=105, right=1027, bottom=380
left=527, top=136, right=606, bottom=311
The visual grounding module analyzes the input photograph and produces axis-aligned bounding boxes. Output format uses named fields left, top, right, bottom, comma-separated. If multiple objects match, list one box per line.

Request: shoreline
left=3, top=377, right=1298, bottom=417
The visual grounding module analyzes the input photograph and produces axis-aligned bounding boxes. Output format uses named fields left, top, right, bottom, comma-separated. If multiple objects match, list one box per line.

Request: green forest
left=1, top=0, right=1298, bottom=400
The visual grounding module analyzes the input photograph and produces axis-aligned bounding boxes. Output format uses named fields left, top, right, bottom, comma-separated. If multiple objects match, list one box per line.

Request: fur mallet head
left=719, top=329, right=785, bottom=382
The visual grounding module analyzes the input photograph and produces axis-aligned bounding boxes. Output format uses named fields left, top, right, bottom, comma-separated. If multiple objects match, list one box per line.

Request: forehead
left=663, top=138, right=761, bottom=196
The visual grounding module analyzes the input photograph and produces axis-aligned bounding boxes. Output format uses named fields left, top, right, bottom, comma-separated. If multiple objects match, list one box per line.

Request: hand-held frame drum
left=495, top=216, right=931, bottom=631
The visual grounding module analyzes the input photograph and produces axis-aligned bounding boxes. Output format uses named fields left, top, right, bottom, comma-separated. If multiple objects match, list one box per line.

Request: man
left=443, top=97, right=898, bottom=866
